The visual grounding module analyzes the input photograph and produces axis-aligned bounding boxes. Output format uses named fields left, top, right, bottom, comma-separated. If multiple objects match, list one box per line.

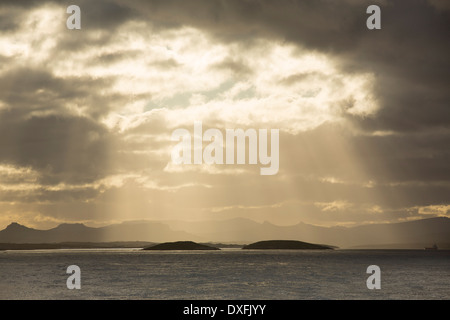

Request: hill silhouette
left=0, top=242, right=155, bottom=250
left=1, top=217, right=449, bottom=248
left=143, top=241, right=220, bottom=250
left=243, top=240, right=333, bottom=250
left=0, top=221, right=198, bottom=243
left=163, top=217, right=450, bottom=248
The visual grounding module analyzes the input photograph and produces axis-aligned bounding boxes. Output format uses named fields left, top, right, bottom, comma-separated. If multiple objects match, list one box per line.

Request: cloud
left=0, top=114, right=115, bottom=184
left=0, top=0, right=448, bottom=229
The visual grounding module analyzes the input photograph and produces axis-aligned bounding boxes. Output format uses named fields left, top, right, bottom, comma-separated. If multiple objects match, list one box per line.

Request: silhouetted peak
left=5, top=222, right=29, bottom=230
left=53, top=223, right=89, bottom=230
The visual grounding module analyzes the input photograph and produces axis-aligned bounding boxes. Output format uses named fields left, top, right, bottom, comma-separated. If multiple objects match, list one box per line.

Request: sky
left=0, top=0, right=449, bottom=230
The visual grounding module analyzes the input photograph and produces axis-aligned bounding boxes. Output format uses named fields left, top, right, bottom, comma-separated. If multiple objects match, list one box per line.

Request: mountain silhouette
left=0, top=221, right=199, bottom=243
left=163, top=217, right=450, bottom=248
left=0, top=217, right=449, bottom=248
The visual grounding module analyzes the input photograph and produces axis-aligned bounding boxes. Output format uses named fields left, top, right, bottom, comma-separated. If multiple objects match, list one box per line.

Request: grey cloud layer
left=51, top=0, right=450, bottom=132
left=0, top=0, right=448, bottom=227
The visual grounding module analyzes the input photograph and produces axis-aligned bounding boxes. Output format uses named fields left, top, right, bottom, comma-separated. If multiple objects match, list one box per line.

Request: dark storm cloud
left=0, top=0, right=448, bottom=226
left=43, top=0, right=447, bottom=132
left=0, top=7, right=23, bottom=31
left=0, top=114, right=114, bottom=185
left=2, top=0, right=447, bottom=136
left=0, top=0, right=136, bottom=28
left=247, top=0, right=450, bottom=132
left=0, top=65, right=157, bottom=186
left=78, top=0, right=136, bottom=30
left=3, top=0, right=448, bottom=132
left=352, top=130, right=450, bottom=183
left=0, top=67, right=118, bottom=119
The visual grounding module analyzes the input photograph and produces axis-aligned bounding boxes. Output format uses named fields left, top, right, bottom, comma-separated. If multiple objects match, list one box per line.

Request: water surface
left=1, top=249, right=448, bottom=300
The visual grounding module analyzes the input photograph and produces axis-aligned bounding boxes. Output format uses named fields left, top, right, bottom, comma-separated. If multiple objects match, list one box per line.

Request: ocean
left=0, top=249, right=448, bottom=300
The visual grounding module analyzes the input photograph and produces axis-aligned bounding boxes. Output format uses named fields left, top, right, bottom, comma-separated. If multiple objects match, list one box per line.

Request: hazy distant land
left=243, top=240, right=333, bottom=250
left=0, top=240, right=333, bottom=251
left=0, top=217, right=449, bottom=249
left=0, top=241, right=240, bottom=251
left=0, top=242, right=155, bottom=251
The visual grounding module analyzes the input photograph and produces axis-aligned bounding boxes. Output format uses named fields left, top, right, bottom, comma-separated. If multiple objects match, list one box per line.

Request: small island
left=143, top=241, right=220, bottom=251
left=242, top=240, right=334, bottom=250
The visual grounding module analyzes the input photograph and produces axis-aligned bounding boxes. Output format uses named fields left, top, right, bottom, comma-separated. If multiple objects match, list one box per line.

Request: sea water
left=0, top=249, right=448, bottom=300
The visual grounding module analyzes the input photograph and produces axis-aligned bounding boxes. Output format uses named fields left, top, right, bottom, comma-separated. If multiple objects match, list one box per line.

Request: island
left=242, top=240, right=334, bottom=250
left=143, top=241, right=220, bottom=251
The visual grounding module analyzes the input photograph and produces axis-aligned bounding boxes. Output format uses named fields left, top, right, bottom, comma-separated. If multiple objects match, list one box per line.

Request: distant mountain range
left=0, top=217, right=449, bottom=249
left=0, top=221, right=197, bottom=244
left=163, top=217, right=450, bottom=248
